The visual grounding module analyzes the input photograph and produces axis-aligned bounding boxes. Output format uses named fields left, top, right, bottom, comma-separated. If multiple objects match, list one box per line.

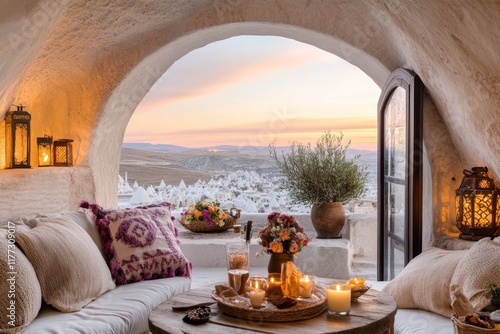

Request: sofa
left=371, top=281, right=456, bottom=334
left=374, top=237, right=500, bottom=334
left=0, top=203, right=192, bottom=334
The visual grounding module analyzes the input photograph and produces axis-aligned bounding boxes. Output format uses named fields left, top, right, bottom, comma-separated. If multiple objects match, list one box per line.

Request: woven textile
left=382, top=247, right=467, bottom=317
left=0, top=224, right=41, bottom=333
left=15, top=217, right=115, bottom=312
left=82, top=201, right=192, bottom=285
left=451, top=237, right=500, bottom=311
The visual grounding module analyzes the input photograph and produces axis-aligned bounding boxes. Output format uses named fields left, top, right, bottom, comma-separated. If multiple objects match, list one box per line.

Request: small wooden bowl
left=350, top=284, right=371, bottom=301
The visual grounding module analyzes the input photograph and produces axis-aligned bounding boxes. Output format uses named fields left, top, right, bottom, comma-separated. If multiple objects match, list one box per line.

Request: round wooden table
left=149, top=284, right=397, bottom=334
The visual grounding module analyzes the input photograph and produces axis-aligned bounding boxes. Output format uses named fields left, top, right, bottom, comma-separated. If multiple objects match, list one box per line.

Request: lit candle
left=248, top=289, right=266, bottom=307
left=299, top=274, right=315, bottom=298
left=267, top=273, right=282, bottom=299
left=326, top=283, right=351, bottom=316
left=347, top=277, right=366, bottom=289
left=245, top=276, right=268, bottom=308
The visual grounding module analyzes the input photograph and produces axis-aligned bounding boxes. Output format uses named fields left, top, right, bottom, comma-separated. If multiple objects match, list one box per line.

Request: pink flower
left=258, top=212, right=311, bottom=255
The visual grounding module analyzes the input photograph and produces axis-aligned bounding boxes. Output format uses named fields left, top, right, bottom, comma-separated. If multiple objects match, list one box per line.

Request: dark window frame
left=377, top=68, right=424, bottom=281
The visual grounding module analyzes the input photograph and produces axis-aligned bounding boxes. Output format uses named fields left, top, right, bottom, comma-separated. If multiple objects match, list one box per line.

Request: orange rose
left=208, top=205, right=217, bottom=213
left=289, top=242, right=299, bottom=253
left=279, top=229, right=291, bottom=241
left=269, top=241, right=284, bottom=253
left=194, top=210, right=203, bottom=218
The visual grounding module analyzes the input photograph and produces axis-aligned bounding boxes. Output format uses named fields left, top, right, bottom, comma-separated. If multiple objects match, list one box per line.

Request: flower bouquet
left=258, top=212, right=311, bottom=255
left=179, top=201, right=233, bottom=233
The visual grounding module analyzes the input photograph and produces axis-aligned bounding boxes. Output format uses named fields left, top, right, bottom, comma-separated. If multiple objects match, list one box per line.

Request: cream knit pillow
left=15, top=216, right=115, bottom=312
left=0, top=223, right=42, bottom=333
left=382, top=247, right=467, bottom=317
left=450, top=237, right=500, bottom=311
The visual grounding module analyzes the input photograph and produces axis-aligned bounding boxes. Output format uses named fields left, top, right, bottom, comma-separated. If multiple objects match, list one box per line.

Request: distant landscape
left=119, top=142, right=378, bottom=192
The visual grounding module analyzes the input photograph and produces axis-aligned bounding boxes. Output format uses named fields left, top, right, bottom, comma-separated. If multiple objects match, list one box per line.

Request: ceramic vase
left=267, top=252, right=294, bottom=274
left=311, top=202, right=345, bottom=239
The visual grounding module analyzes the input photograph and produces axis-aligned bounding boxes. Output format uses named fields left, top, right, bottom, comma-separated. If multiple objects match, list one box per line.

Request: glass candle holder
left=226, top=241, right=249, bottom=295
left=245, top=276, right=268, bottom=308
left=266, top=273, right=283, bottom=299
left=326, top=283, right=351, bottom=316
left=299, top=274, right=315, bottom=298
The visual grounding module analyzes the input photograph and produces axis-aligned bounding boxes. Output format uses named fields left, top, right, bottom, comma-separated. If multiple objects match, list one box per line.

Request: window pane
left=384, top=87, right=406, bottom=179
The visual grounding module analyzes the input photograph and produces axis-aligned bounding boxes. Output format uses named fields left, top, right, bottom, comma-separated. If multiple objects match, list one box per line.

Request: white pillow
left=0, top=223, right=42, bottom=332
left=450, top=237, right=500, bottom=311
left=382, top=247, right=467, bottom=317
left=15, top=216, right=115, bottom=312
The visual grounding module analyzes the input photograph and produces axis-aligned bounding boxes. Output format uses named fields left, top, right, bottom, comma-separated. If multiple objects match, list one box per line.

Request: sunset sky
left=124, top=36, right=381, bottom=151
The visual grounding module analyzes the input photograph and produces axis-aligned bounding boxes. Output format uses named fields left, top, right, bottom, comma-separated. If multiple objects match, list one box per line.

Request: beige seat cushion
left=382, top=247, right=466, bottom=317
left=15, top=216, right=115, bottom=312
left=0, top=222, right=42, bottom=333
left=450, top=237, right=500, bottom=311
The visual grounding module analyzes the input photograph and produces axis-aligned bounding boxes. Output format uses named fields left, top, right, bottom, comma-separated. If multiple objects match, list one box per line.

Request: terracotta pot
left=311, top=202, right=345, bottom=239
left=267, top=252, right=294, bottom=274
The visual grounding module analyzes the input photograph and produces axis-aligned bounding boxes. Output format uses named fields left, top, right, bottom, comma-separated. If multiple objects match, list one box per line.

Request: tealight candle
left=299, top=274, right=315, bottom=298
left=347, top=277, right=366, bottom=289
left=245, top=276, right=268, bottom=308
left=326, top=283, right=351, bottom=316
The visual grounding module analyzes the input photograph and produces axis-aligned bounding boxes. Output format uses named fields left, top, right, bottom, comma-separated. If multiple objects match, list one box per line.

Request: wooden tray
left=212, top=285, right=327, bottom=322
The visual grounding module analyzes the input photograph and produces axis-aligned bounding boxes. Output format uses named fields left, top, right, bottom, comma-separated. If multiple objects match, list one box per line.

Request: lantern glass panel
left=462, top=194, right=472, bottom=227
left=14, top=123, right=29, bottom=165
left=474, top=193, right=493, bottom=227
left=37, top=137, right=52, bottom=167
left=53, top=139, right=73, bottom=166
left=497, top=194, right=500, bottom=224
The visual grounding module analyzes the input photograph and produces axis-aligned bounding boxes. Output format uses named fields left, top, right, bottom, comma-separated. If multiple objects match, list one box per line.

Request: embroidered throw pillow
left=82, top=202, right=192, bottom=285
left=382, top=247, right=467, bottom=317
left=15, top=217, right=115, bottom=312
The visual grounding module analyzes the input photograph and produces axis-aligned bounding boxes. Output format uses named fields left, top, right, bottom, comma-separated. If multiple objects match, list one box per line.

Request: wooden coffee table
left=149, top=284, right=397, bottom=334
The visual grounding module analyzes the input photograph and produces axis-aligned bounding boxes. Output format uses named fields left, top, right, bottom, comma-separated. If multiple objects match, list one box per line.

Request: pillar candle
left=326, top=284, right=351, bottom=315
left=267, top=273, right=283, bottom=299
left=248, top=289, right=266, bottom=307
left=299, top=274, right=315, bottom=298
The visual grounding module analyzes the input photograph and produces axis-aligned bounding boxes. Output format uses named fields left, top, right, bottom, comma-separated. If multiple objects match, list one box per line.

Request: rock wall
left=0, top=0, right=498, bottom=240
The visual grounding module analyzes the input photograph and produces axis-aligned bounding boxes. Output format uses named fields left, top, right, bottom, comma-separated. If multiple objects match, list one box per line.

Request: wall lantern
left=53, top=139, right=73, bottom=166
left=456, top=167, right=500, bottom=240
left=4, top=104, right=31, bottom=168
left=37, top=135, right=53, bottom=167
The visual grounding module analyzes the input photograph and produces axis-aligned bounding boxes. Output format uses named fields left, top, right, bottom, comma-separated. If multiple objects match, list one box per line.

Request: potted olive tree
left=269, top=131, right=367, bottom=238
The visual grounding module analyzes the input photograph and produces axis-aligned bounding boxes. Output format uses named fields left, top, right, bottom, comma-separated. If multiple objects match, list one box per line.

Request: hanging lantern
left=455, top=167, right=500, bottom=240
left=4, top=105, right=31, bottom=168
left=53, top=139, right=73, bottom=166
left=37, top=135, right=53, bottom=167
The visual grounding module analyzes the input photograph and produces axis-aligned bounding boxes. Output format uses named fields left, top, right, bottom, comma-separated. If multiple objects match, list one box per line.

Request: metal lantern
left=37, top=135, right=53, bottom=167
left=456, top=167, right=500, bottom=240
left=4, top=105, right=31, bottom=168
left=53, top=139, right=73, bottom=166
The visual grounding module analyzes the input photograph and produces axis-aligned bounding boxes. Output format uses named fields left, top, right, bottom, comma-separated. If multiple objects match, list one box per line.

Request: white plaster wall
left=0, top=0, right=498, bottom=237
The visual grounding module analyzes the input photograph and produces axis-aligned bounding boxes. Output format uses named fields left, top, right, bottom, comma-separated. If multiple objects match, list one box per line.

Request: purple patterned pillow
left=81, top=201, right=192, bottom=285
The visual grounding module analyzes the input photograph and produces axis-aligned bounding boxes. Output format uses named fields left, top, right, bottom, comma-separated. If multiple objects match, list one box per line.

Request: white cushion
left=0, top=225, right=42, bottom=332
left=23, top=276, right=191, bottom=334
left=373, top=281, right=454, bottom=334
left=16, top=216, right=115, bottom=312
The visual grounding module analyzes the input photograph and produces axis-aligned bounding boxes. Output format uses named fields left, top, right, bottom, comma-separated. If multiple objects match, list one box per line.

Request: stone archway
left=90, top=22, right=390, bottom=208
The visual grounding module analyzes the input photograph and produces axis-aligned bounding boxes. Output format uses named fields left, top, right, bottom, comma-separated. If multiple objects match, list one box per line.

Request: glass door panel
left=378, top=68, right=423, bottom=281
